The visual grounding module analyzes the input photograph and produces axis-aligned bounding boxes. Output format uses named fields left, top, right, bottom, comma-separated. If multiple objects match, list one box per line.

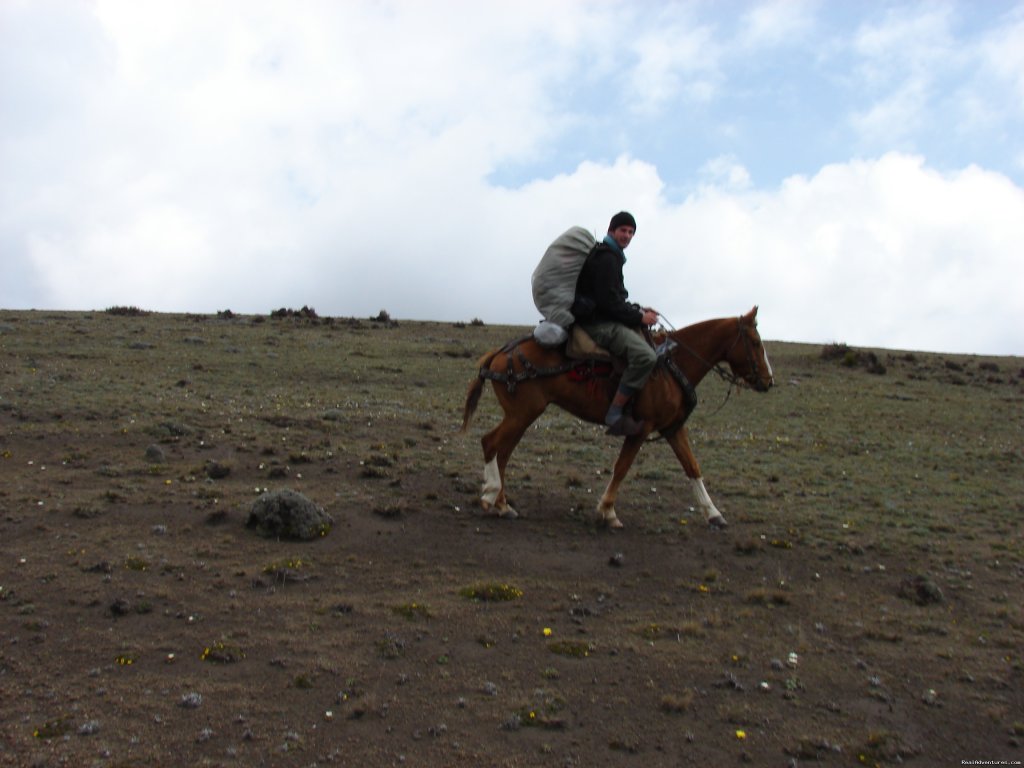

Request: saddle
left=565, top=325, right=615, bottom=362
left=486, top=326, right=664, bottom=393
left=485, top=325, right=696, bottom=433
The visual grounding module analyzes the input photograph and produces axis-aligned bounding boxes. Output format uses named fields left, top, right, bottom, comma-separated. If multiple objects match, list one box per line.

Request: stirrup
left=606, top=414, right=643, bottom=436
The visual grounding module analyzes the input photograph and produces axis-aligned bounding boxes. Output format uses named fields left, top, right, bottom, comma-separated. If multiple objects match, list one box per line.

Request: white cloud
left=2, top=1, right=1022, bottom=356
left=853, top=5, right=956, bottom=78
left=626, top=10, right=720, bottom=114
left=846, top=6, right=958, bottom=146
left=636, top=153, right=1024, bottom=355
left=977, top=8, right=1024, bottom=115
left=736, top=0, right=818, bottom=49
left=698, top=155, right=753, bottom=191
left=849, top=81, right=929, bottom=146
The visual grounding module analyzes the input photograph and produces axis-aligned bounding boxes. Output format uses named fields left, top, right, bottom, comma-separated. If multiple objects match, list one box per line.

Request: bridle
left=659, top=315, right=767, bottom=405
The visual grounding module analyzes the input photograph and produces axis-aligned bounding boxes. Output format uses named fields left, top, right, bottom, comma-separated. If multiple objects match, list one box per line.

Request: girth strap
left=657, top=353, right=698, bottom=439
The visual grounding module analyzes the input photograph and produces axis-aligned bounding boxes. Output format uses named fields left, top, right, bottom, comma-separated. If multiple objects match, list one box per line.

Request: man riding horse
left=462, top=210, right=774, bottom=529
left=572, top=211, right=660, bottom=436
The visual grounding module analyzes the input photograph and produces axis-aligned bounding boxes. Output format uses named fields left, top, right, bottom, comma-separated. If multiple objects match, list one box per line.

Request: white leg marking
left=481, top=457, right=517, bottom=518
left=596, top=483, right=623, bottom=528
left=689, top=477, right=725, bottom=525
left=762, top=347, right=775, bottom=385
left=481, top=457, right=501, bottom=509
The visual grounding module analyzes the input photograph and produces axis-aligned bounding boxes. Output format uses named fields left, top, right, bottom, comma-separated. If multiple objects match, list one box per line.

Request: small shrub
left=548, top=640, right=592, bottom=658
left=897, top=575, right=944, bottom=606
left=33, top=717, right=72, bottom=739
left=857, top=729, right=920, bottom=763
left=270, top=306, right=318, bottom=319
left=820, top=342, right=851, bottom=361
left=660, top=690, right=695, bottom=713
left=262, top=557, right=312, bottom=583
left=824, top=343, right=887, bottom=375
left=376, top=632, right=405, bottom=659
left=459, top=583, right=523, bottom=601
left=392, top=602, right=431, bottom=620
left=105, top=305, right=148, bottom=316
left=638, top=623, right=667, bottom=641
left=746, top=588, right=791, bottom=606
left=734, top=538, right=762, bottom=555
left=200, top=641, right=245, bottom=663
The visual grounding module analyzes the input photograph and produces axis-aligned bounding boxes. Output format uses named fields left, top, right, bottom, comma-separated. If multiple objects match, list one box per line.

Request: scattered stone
left=206, top=460, right=231, bottom=479
left=898, top=575, right=944, bottom=605
left=158, top=421, right=193, bottom=437
left=608, top=552, right=624, bottom=567
left=77, top=720, right=100, bottom=736
left=109, top=598, right=132, bottom=617
left=373, top=501, right=406, bottom=518
left=180, top=692, right=203, bottom=709
left=205, top=509, right=230, bottom=526
left=715, top=671, right=745, bottom=691
left=144, top=444, right=166, bottom=463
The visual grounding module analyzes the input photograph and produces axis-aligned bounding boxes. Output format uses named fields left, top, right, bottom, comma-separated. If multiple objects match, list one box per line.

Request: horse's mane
left=669, top=315, right=741, bottom=342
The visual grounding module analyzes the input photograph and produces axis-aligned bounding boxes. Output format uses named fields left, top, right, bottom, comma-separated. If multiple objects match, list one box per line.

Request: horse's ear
left=742, top=306, right=758, bottom=324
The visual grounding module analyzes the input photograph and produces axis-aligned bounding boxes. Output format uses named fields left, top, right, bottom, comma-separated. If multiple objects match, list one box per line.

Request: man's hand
left=641, top=308, right=659, bottom=326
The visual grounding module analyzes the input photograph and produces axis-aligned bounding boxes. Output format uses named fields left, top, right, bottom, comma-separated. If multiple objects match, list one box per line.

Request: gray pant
left=578, top=321, right=657, bottom=392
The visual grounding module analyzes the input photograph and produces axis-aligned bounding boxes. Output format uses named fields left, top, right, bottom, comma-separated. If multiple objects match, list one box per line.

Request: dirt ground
left=1, top=309, right=1022, bottom=767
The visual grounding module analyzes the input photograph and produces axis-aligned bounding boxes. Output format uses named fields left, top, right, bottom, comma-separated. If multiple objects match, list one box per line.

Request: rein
left=658, top=315, right=757, bottom=414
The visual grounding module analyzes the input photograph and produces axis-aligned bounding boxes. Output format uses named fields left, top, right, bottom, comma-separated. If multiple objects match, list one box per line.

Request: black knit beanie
left=608, top=211, right=637, bottom=232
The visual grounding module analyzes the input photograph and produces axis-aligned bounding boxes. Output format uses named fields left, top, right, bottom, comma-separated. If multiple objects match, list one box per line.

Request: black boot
left=606, top=412, right=643, bottom=436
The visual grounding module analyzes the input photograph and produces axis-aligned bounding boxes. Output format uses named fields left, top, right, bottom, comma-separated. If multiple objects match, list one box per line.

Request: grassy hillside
left=1, top=309, right=1021, bottom=766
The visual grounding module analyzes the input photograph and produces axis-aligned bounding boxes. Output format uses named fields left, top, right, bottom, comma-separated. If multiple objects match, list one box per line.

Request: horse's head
left=725, top=306, right=774, bottom=392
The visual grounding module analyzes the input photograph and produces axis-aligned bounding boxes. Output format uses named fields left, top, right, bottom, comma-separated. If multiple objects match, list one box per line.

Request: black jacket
left=573, top=242, right=644, bottom=326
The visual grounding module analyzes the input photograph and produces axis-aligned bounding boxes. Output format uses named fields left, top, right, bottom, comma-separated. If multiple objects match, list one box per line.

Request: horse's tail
left=460, top=348, right=501, bottom=433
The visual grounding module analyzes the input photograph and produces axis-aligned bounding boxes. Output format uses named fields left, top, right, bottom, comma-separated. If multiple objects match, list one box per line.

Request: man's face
left=610, top=225, right=635, bottom=250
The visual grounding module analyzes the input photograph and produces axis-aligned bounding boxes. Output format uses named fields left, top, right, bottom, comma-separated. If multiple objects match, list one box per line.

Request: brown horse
left=460, top=306, right=774, bottom=529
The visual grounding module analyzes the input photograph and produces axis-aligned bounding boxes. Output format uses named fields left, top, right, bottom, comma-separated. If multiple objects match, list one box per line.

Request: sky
left=2, top=0, right=1023, bottom=356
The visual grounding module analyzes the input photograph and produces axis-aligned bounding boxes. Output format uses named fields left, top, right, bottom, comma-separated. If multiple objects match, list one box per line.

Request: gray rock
left=246, top=489, right=333, bottom=540
left=144, top=444, right=166, bottom=463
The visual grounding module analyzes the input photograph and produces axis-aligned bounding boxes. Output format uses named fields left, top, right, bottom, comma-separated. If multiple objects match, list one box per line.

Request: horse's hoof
left=499, top=506, right=518, bottom=519
left=708, top=515, right=728, bottom=530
